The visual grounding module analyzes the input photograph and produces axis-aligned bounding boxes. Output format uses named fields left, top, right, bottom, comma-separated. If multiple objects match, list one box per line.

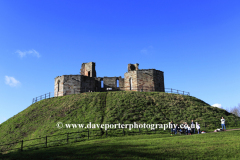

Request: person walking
left=221, top=117, right=226, bottom=131
left=191, top=120, right=195, bottom=134
left=197, top=124, right=200, bottom=134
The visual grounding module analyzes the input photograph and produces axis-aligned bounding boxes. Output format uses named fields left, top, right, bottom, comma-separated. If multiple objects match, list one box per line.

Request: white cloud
left=212, top=103, right=222, bottom=108
left=16, top=49, right=40, bottom=58
left=148, top=45, right=153, bottom=49
left=5, top=76, right=21, bottom=87
left=140, top=46, right=154, bottom=55
left=140, top=49, right=148, bottom=54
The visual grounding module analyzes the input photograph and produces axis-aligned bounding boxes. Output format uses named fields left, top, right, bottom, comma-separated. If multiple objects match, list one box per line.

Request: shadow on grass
left=1, top=140, right=185, bottom=160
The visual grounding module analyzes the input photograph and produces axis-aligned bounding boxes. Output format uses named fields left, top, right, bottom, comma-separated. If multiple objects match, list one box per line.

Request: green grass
left=0, top=91, right=239, bottom=155
left=2, top=130, right=240, bottom=159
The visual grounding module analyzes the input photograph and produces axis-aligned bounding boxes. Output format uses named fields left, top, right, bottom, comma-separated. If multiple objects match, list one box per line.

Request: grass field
left=1, top=129, right=240, bottom=159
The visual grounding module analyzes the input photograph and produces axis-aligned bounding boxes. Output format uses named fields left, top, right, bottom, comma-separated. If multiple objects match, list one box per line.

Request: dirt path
left=225, top=128, right=240, bottom=131
left=206, top=128, right=240, bottom=133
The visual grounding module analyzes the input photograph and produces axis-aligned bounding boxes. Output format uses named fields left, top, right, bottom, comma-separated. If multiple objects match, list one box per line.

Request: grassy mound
left=0, top=91, right=239, bottom=153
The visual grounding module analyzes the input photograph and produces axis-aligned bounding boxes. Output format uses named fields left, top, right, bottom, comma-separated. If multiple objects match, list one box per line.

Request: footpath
left=206, top=128, right=240, bottom=134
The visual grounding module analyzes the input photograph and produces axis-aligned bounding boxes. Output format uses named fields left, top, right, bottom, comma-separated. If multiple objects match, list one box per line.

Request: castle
left=54, top=62, right=165, bottom=97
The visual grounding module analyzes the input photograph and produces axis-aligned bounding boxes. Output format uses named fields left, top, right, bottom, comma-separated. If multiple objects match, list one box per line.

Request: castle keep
left=54, top=62, right=165, bottom=97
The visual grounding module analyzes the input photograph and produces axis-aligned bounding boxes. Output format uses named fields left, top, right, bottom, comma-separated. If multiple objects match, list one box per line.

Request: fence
left=165, top=88, right=190, bottom=96
left=32, top=92, right=54, bottom=104
left=1, top=120, right=240, bottom=153
left=70, top=87, right=190, bottom=95
left=33, top=88, right=190, bottom=104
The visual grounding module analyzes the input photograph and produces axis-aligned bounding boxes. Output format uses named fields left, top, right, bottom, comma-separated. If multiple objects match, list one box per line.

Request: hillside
left=0, top=91, right=239, bottom=153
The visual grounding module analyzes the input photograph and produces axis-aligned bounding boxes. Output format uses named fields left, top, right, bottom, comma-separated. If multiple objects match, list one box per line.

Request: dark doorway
left=129, top=78, right=132, bottom=90
left=57, top=80, right=60, bottom=92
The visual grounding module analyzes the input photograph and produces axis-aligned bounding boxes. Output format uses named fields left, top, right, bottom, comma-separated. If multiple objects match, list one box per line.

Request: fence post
left=67, top=132, right=69, bottom=144
left=183, top=91, right=184, bottom=95
left=32, top=98, right=34, bottom=104
left=171, top=88, right=172, bottom=93
left=88, top=129, right=89, bottom=140
left=45, top=94, right=46, bottom=99
left=45, top=136, right=47, bottom=148
left=21, top=140, right=23, bottom=151
left=49, top=92, right=51, bottom=98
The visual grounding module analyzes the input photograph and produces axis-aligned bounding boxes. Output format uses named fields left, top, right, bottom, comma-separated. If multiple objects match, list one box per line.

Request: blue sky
left=1, top=0, right=240, bottom=124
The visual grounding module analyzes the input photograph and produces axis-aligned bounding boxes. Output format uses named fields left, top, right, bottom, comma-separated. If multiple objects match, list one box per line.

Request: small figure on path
left=221, top=117, right=226, bottom=131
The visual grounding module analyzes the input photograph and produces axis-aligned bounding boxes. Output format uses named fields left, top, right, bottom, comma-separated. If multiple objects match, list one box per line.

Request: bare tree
left=229, top=104, right=240, bottom=117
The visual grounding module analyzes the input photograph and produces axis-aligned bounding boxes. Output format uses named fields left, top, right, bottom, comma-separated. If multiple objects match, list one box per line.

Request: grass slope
left=0, top=91, right=239, bottom=153
left=2, top=130, right=240, bottom=159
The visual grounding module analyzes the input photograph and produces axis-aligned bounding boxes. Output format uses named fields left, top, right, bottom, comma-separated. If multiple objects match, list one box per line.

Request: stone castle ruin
left=54, top=62, right=165, bottom=97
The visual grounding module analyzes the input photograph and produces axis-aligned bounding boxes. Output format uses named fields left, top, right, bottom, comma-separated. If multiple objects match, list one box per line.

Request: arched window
left=57, top=80, right=60, bottom=92
left=116, top=79, right=119, bottom=88
left=129, top=78, right=132, bottom=90
left=101, top=79, right=104, bottom=88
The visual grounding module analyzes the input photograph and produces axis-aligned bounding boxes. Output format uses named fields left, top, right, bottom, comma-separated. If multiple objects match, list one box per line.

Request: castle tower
left=128, top=63, right=139, bottom=72
left=80, top=62, right=96, bottom=77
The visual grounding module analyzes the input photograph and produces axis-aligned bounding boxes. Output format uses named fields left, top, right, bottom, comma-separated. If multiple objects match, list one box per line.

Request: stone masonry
left=54, top=62, right=165, bottom=97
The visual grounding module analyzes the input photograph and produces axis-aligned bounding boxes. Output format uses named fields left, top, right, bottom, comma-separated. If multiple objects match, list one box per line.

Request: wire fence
left=1, top=120, right=240, bottom=154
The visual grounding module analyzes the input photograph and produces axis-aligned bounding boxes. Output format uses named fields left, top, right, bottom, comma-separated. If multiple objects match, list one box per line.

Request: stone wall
left=62, top=75, right=81, bottom=95
left=153, top=70, right=165, bottom=92
left=80, top=75, right=96, bottom=92
left=118, top=76, right=125, bottom=91
left=54, top=76, right=65, bottom=97
left=124, top=71, right=138, bottom=91
left=137, top=70, right=154, bottom=91
left=95, top=76, right=124, bottom=91
left=80, top=62, right=96, bottom=77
